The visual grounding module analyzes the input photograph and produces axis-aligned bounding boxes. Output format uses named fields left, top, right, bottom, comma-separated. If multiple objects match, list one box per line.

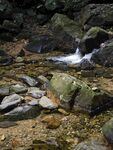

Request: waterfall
left=49, top=48, right=98, bottom=64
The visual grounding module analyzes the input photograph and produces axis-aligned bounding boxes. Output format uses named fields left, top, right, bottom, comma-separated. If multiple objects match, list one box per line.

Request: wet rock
left=51, top=13, right=82, bottom=53
left=27, top=87, right=46, bottom=98
left=41, top=115, right=61, bottom=129
left=10, top=84, right=28, bottom=94
left=19, top=75, right=39, bottom=87
left=78, top=59, right=95, bottom=70
left=33, top=138, right=60, bottom=150
left=0, top=121, right=17, bottom=128
left=91, top=39, right=113, bottom=67
left=0, top=49, right=13, bottom=66
left=73, top=138, right=109, bottom=150
left=39, top=96, right=58, bottom=109
left=26, top=35, right=58, bottom=53
left=0, top=94, right=23, bottom=113
left=80, top=27, right=109, bottom=54
left=4, top=105, right=40, bottom=121
left=102, top=118, right=113, bottom=144
left=50, top=73, right=113, bottom=114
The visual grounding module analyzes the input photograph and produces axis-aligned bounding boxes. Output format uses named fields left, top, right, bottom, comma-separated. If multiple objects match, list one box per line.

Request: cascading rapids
left=49, top=48, right=98, bottom=64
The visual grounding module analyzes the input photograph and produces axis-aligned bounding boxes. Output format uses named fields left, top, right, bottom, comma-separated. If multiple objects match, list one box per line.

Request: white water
left=49, top=48, right=98, bottom=64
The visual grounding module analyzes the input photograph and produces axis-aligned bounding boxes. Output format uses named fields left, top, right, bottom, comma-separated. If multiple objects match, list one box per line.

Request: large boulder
left=25, top=35, right=58, bottom=53
left=79, top=27, right=109, bottom=54
left=49, top=73, right=113, bottom=114
left=91, top=39, right=113, bottom=67
left=50, top=13, right=83, bottom=52
left=80, top=4, right=113, bottom=29
left=102, top=118, right=113, bottom=144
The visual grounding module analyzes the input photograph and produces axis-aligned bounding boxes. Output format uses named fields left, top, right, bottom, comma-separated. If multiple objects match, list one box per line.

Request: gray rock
left=27, top=87, right=46, bottom=99
left=39, top=96, right=58, bottom=109
left=73, top=139, right=109, bottom=150
left=28, top=100, right=39, bottom=106
left=10, top=84, right=28, bottom=94
left=102, top=118, right=113, bottom=144
left=4, top=105, right=40, bottom=121
left=19, top=75, right=38, bottom=87
left=78, top=59, right=95, bottom=70
left=1, top=94, right=23, bottom=104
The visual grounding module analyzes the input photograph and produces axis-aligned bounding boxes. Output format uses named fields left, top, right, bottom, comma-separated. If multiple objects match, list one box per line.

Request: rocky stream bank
left=0, top=0, right=113, bottom=150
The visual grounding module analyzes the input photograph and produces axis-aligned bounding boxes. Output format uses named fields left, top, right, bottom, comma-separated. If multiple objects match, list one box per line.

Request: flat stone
left=27, top=87, right=46, bottom=99
left=39, top=96, right=58, bottom=109
left=10, top=84, right=28, bottom=94
left=19, top=75, right=38, bottom=87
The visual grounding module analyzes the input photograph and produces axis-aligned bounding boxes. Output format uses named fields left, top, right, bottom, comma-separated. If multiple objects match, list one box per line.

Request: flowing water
left=49, top=48, right=98, bottom=64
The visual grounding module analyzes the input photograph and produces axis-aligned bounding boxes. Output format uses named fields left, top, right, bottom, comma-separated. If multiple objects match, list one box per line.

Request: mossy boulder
left=49, top=73, right=113, bottom=114
left=51, top=13, right=82, bottom=52
left=102, top=118, right=113, bottom=144
left=79, top=27, right=109, bottom=54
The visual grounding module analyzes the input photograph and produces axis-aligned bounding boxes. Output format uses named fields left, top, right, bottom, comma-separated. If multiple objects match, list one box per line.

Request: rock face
left=73, top=138, right=109, bottom=150
left=51, top=13, right=82, bottom=52
left=91, top=39, right=113, bottom=67
left=79, top=27, right=109, bottom=54
left=50, top=73, right=113, bottom=114
left=102, top=118, right=113, bottom=144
